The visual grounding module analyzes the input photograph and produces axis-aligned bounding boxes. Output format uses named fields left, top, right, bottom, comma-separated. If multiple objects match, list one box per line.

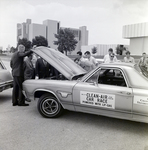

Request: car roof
left=97, top=62, right=148, bottom=89
left=99, top=62, right=135, bottom=68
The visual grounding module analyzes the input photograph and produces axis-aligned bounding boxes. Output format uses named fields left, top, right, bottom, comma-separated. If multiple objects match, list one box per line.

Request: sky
left=0, top=0, right=148, bottom=49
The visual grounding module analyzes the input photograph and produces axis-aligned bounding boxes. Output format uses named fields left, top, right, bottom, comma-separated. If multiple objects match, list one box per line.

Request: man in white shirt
left=76, top=51, right=86, bottom=68
left=138, top=52, right=148, bottom=73
left=108, top=53, right=116, bottom=63
left=104, top=48, right=117, bottom=63
left=123, top=51, right=135, bottom=63
left=138, top=52, right=147, bottom=67
left=84, top=51, right=98, bottom=71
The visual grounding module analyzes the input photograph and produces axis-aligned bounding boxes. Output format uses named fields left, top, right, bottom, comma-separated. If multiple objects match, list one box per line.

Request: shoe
left=18, top=103, right=29, bottom=106
left=25, top=98, right=31, bottom=102
left=12, top=103, right=18, bottom=106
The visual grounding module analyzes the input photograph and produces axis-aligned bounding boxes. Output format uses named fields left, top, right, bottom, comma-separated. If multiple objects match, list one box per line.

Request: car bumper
left=0, top=81, right=13, bottom=92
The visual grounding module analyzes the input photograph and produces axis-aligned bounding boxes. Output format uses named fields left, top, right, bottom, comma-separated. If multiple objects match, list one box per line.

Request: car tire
left=37, top=94, right=63, bottom=118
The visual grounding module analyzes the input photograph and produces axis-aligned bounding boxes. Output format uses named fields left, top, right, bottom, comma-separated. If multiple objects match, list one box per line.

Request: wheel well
left=34, top=91, right=56, bottom=99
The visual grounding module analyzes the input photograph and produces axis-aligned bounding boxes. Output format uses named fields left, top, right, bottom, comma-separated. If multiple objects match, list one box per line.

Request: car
left=22, top=46, right=148, bottom=123
left=0, top=59, right=13, bottom=92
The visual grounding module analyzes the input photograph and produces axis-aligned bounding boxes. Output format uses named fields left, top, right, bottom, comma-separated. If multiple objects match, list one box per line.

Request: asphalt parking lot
left=1, top=88, right=148, bottom=150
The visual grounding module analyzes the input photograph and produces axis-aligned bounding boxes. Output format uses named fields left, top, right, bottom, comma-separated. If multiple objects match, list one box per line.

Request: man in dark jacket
left=10, top=44, right=32, bottom=106
left=24, top=54, right=35, bottom=81
left=35, top=57, right=50, bottom=79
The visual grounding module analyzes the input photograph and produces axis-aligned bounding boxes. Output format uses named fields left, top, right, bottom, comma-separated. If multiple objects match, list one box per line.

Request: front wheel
left=37, top=94, right=63, bottom=118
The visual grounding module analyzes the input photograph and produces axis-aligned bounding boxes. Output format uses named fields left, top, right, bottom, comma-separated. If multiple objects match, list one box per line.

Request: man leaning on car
left=10, top=44, right=33, bottom=106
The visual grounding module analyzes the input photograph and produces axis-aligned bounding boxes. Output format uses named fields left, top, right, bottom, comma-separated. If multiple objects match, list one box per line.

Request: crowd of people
left=10, top=44, right=148, bottom=107
left=75, top=48, right=148, bottom=73
left=10, top=44, right=56, bottom=106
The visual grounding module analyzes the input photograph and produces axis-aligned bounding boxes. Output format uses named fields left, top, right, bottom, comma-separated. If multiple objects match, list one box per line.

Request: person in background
left=104, top=48, right=117, bottom=63
left=138, top=52, right=147, bottom=67
left=24, top=54, right=35, bottom=81
left=84, top=51, right=98, bottom=72
left=107, top=53, right=117, bottom=63
left=76, top=51, right=86, bottom=68
left=138, top=52, right=148, bottom=73
left=35, top=57, right=50, bottom=79
left=74, top=58, right=79, bottom=64
left=123, top=51, right=135, bottom=63
left=10, top=44, right=32, bottom=106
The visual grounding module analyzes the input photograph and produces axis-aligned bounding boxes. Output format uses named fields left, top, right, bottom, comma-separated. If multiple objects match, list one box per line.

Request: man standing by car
left=10, top=44, right=32, bottom=106
left=76, top=51, right=86, bottom=68
left=103, top=48, right=117, bottom=63
left=35, top=57, right=51, bottom=79
left=107, top=53, right=117, bottom=63
left=138, top=52, right=148, bottom=68
left=84, top=51, right=98, bottom=72
left=24, top=54, right=35, bottom=81
left=138, top=52, right=148, bottom=76
left=123, top=51, right=135, bottom=63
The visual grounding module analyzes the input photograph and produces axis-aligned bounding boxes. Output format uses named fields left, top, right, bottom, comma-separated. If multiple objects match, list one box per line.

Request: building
left=17, top=19, right=31, bottom=41
left=123, top=22, right=148, bottom=55
left=29, top=23, right=46, bottom=42
left=17, top=19, right=88, bottom=54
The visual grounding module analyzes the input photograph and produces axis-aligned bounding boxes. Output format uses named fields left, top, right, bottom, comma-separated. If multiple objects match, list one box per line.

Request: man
left=138, top=52, right=148, bottom=73
left=84, top=51, right=98, bottom=72
left=10, top=44, right=32, bottom=106
left=108, top=53, right=116, bottom=63
left=24, top=54, right=35, bottom=81
left=123, top=51, right=135, bottom=63
left=76, top=51, right=85, bottom=68
left=35, top=57, right=50, bottom=79
left=104, top=48, right=117, bottom=63
left=138, top=52, right=147, bottom=67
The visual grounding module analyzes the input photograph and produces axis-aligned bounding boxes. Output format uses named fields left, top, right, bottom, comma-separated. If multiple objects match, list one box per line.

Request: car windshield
left=134, top=64, right=148, bottom=78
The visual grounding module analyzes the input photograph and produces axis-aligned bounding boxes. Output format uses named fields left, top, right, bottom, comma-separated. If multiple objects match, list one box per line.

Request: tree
left=54, top=28, right=78, bottom=55
left=10, top=46, right=17, bottom=53
left=116, top=45, right=126, bottom=55
left=32, top=36, right=48, bottom=47
left=17, top=38, right=32, bottom=51
left=92, top=46, right=97, bottom=54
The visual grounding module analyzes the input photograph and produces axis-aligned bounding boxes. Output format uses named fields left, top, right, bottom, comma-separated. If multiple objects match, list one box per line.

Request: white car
left=23, top=47, right=148, bottom=123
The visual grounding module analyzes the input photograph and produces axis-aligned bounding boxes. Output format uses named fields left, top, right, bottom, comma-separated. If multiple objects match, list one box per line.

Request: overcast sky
left=0, top=0, right=148, bottom=49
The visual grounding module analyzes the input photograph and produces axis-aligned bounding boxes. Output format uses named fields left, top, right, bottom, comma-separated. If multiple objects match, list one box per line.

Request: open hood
left=32, top=46, right=86, bottom=80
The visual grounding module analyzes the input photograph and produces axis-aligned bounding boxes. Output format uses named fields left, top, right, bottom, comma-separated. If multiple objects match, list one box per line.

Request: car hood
left=32, top=46, right=86, bottom=80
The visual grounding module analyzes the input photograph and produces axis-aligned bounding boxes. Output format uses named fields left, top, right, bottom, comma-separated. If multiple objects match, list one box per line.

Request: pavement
left=1, top=88, right=148, bottom=150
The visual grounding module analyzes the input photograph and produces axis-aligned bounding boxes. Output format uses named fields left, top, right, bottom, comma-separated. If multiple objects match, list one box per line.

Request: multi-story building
left=17, top=19, right=88, bottom=54
left=29, top=23, right=46, bottom=42
left=17, top=19, right=31, bottom=41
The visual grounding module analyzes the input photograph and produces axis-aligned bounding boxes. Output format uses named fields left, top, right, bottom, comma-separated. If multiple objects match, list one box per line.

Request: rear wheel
left=37, top=94, right=63, bottom=118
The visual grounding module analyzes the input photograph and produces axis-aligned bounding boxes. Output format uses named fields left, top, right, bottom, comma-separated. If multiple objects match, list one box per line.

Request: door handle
left=127, top=92, right=131, bottom=95
left=118, top=91, right=131, bottom=95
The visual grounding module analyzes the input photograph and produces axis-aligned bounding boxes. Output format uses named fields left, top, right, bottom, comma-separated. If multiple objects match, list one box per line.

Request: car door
left=73, top=67, right=133, bottom=119
left=132, top=88, right=148, bottom=122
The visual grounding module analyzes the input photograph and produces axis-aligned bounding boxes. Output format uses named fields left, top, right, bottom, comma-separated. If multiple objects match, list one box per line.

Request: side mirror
left=90, top=82, right=98, bottom=86
left=94, top=82, right=98, bottom=86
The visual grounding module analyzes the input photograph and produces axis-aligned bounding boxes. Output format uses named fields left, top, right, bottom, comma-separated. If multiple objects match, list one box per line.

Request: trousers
left=12, top=76, right=25, bottom=104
